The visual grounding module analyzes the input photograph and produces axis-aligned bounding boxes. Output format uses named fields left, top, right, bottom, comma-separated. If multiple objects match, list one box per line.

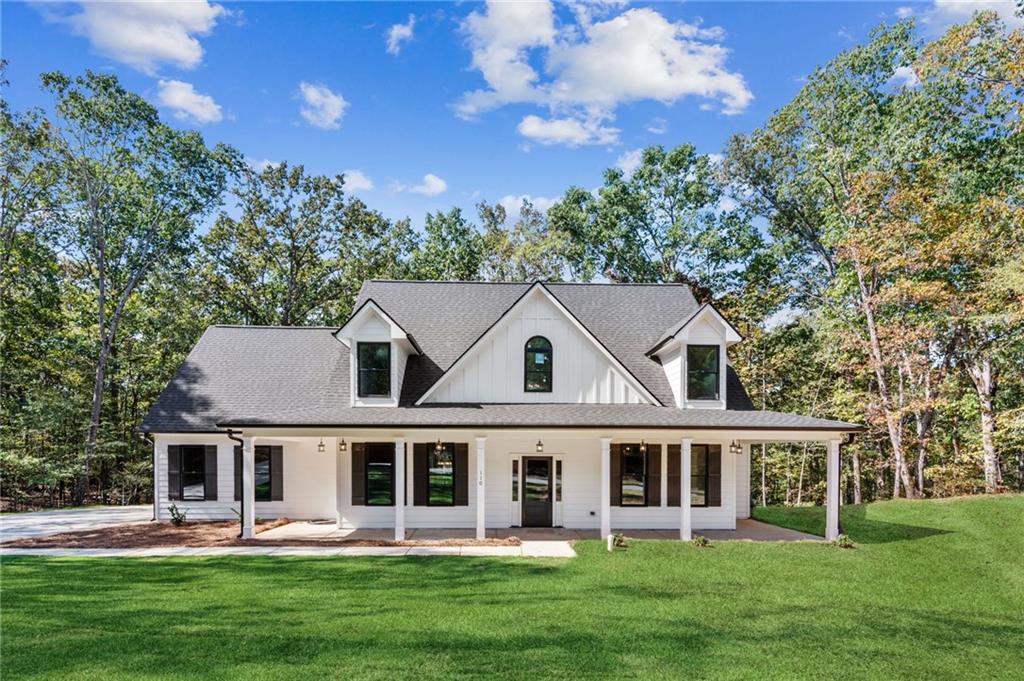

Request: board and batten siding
left=423, top=292, right=650, bottom=404
left=154, top=434, right=336, bottom=521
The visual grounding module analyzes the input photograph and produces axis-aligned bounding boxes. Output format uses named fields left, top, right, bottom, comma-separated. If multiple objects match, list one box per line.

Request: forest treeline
left=2, top=14, right=1022, bottom=509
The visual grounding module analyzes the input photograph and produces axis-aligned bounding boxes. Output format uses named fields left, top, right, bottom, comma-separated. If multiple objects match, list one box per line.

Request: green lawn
left=2, top=496, right=1022, bottom=680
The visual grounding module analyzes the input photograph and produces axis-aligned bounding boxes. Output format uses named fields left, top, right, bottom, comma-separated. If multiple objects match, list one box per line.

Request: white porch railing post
left=475, top=437, right=487, bottom=540
left=242, top=435, right=255, bottom=539
left=826, top=439, right=841, bottom=541
left=394, top=438, right=406, bottom=541
left=600, top=437, right=611, bottom=540
left=681, top=438, right=692, bottom=541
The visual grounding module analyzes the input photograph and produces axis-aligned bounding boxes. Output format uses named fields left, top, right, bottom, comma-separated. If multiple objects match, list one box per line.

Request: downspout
left=140, top=432, right=156, bottom=521
left=226, top=429, right=245, bottom=538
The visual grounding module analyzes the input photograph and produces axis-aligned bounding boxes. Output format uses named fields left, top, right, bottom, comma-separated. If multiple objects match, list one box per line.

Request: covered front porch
left=221, top=427, right=846, bottom=543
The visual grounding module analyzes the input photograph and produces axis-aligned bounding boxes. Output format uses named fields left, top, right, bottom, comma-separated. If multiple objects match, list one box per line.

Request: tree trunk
left=760, top=443, right=767, bottom=507
left=76, top=337, right=110, bottom=505
left=852, top=448, right=862, bottom=504
left=967, top=356, right=1001, bottom=493
left=852, top=254, right=918, bottom=498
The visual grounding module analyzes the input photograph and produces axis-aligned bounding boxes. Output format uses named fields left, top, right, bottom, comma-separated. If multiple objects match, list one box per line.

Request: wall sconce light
left=536, top=439, right=544, bottom=453
left=729, top=440, right=741, bottom=456
left=639, top=440, right=647, bottom=454
left=317, top=437, right=325, bottom=453
left=434, top=438, right=444, bottom=453
left=338, top=438, right=347, bottom=453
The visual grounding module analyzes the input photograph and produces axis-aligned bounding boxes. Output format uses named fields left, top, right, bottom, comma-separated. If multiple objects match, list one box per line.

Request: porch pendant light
left=536, top=439, right=544, bottom=453
left=338, top=438, right=347, bottom=453
left=435, top=438, right=444, bottom=453
left=317, top=437, right=326, bottom=453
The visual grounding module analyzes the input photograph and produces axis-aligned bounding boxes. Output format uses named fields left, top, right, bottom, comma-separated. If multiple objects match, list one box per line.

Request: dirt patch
left=2, top=519, right=290, bottom=549
left=2, top=520, right=521, bottom=549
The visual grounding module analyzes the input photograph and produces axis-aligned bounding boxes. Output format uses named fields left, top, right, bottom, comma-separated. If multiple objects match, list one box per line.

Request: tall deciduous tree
left=38, top=71, right=234, bottom=503
left=410, top=207, right=483, bottom=280
left=549, top=144, right=761, bottom=300
left=479, top=199, right=568, bottom=281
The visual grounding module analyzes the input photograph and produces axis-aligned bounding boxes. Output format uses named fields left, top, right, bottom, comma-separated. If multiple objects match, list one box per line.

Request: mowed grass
left=2, top=496, right=1023, bottom=680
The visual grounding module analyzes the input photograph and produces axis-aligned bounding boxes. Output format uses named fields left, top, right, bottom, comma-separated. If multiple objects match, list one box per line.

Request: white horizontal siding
left=154, top=434, right=336, bottom=521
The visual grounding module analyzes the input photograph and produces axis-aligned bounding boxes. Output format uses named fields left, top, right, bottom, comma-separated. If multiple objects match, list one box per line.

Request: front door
left=522, top=456, right=553, bottom=527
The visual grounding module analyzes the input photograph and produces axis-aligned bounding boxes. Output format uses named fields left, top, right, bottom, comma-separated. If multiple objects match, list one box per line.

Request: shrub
left=691, top=535, right=711, bottom=548
left=833, top=533, right=856, bottom=549
left=168, top=503, right=188, bottom=526
left=612, top=532, right=627, bottom=548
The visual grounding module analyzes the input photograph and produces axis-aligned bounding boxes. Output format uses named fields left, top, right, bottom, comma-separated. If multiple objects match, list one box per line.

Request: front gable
left=417, top=284, right=658, bottom=405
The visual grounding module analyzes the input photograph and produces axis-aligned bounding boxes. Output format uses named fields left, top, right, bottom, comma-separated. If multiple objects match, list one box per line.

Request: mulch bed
left=2, top=520, right=521, bottom=549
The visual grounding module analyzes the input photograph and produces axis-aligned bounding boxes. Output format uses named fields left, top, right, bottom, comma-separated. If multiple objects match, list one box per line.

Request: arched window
left=524, top=336, right=553, bottom=392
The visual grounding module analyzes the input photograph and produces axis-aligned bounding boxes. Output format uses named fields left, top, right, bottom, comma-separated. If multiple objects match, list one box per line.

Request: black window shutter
left=270, top=445, right=284, bottom=501
left=204, top=445, right=218, bottom=501
left=167, top=445, right=181, bottom=500
left=708, top=446, right=722, bottom=507
left=351, top=443, right=366, bottom=506
left=413, top=443, right=428, bottom=506
left=667, top=444, right=680, bottom=507
left=647, top=445, right=661, bottom=507
left=454, top=443, right=469, bottom=506
left=234, top=446, right=242, bottom=501
left=609, top=444, right=621, bottom=507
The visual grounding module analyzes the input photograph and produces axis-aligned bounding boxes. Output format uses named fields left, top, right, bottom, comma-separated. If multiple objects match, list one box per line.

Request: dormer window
left=687, top=345, right=720, bottom=400
left=524, top=336, right=552, bottom=392
left=357, top=342, right=391, bottom=397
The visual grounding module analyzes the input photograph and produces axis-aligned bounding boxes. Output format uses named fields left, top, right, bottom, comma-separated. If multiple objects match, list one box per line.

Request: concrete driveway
left=0, top=505, right=151, bottom=542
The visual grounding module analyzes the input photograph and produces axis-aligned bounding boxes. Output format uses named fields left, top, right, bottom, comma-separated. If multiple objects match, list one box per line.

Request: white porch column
left=152, top=440, right=161, bottom=521
left=826, top=439, right=841, bottom=541
left=394, top=438, right=406, bottom=541
left=600, top=437, right=612, bottom=539
left=680, top=438, right=692, bottom=541
left=241, top=435, right=255, bottom=539
left=475, top=437, right=487, bottom=540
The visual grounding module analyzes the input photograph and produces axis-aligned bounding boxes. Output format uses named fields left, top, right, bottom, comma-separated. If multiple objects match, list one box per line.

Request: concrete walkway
left=0, top=541, right=575, bottom=558
left=0, top=505, right=151, bottom=541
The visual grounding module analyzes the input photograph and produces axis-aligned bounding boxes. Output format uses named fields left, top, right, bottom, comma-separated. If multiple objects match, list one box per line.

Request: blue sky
left=3, top=1, right=1018, bottom=228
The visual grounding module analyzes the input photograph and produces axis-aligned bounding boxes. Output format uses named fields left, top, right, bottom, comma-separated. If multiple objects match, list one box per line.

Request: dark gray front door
left=522, top=457, right=553, bottom=527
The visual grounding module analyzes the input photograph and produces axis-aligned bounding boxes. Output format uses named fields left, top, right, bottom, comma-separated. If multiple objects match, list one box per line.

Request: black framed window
left=254, top=447, right=272, bottom=502
left=524, top=336, right=552, bottom=392
left=358, top=342, right=391, bottom=397
left=366, top=446, right=395, bottom=506
left=428, top=445, right=456, bottom=506
left=620, top=445, right=647, bottom=506
left=181, top=445, right=206, bottom=500
left=511, top=459, right=519, bottom=502
left=687, top=345, right=720, bottom=400
left=691, top=445, right=709, bottom=507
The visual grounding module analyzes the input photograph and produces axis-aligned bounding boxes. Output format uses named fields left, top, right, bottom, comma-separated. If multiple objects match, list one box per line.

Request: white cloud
left=891, top=65, right=921, bottom=88
left=615, top=148, right=644, bottom=177
left=343, top=169, right=374, bottom=192
left=386, top=14, right=416, bottom=55
left=498, top=194, right=558, bottom=220
left=156, top=79, right=223, bottom=124
left=395, top=173, right=448, bottom=196
left=919, top=0, right=1023, bottom=31
left=646, top=117, right=667, bottom=135
left=517, top=114, right=619, bottom=147
left=457, top=1, right=751, bottom=146
left=895, top=6, right=915, bottom=19
left=45, top=1, right=227, bottom=74
left=247, top=158, right=280, bottom=171
left=297, top=82, right=348, bottom=129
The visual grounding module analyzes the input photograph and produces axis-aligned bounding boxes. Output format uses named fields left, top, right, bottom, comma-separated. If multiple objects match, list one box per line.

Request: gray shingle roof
left=141, top=281, right=858, bottom=433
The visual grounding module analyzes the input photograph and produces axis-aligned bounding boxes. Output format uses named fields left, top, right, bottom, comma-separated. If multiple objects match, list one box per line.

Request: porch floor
left=257, top=518, right=822, bottom=543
